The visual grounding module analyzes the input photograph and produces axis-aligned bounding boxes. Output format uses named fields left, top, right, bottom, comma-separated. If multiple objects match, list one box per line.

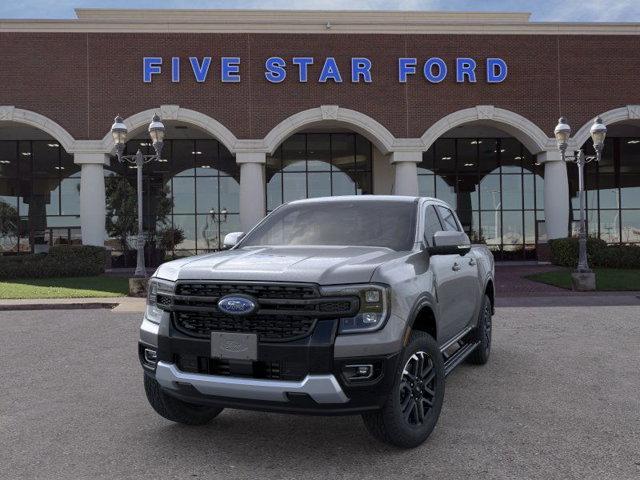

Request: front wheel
left=144, top=375, right=223, bottom=425
left=362, top=331, right=445, bottom=448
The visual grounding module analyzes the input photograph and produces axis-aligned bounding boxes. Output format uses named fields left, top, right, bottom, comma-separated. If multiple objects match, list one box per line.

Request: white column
left=391, top=150, right=422, bottom=196
left=75, top=153, right=109, bottom=246
left=538, top=151, right=569, bottom=240
left=237, top=152, right=266, bottom=233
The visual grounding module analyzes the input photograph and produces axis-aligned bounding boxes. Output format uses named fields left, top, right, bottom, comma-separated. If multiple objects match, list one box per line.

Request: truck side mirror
left=223, top=232, right=245, bottom=249
left=427, top=231, right=471, bottom=256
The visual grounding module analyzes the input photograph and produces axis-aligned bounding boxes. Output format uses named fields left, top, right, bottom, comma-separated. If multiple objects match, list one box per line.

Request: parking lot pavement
left=1, top=307, right=639, bottom=480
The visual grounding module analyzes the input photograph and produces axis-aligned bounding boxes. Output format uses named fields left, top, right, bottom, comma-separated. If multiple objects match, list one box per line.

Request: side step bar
left=443, top=341, right=480, bottom=377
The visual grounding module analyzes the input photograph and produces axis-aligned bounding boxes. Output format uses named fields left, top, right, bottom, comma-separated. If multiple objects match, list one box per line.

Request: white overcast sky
left=0, top=0, right=639, bottom=22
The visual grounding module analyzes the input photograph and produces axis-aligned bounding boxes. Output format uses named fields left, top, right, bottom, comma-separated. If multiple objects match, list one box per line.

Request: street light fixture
left=553, top=116, right=607, bottom=289
left=110, top=113, right=165, bottom=278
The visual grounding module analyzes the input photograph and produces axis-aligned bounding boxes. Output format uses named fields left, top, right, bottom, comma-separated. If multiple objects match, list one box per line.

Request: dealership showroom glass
left=0, top=9, right=639, bottom=265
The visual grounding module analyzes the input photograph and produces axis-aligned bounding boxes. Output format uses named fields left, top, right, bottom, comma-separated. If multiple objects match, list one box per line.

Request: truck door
left=428, top=205, right=480, bottom=343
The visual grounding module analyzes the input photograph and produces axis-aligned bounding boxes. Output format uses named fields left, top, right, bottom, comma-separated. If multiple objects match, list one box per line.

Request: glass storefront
left=571, top=137, right=640, bottom=244
left=106, top=138, right=239, bottom=264
left=0, top=140, right=81, bottom=253
left=419, top=137, right=544, bottom=260
left=266, top=133, right=373, bottom=211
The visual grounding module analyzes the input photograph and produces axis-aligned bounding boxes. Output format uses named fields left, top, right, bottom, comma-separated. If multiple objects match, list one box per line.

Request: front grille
left=175, top=282, right=318, bottom=300
left=174, top=311, right=317, bottom=342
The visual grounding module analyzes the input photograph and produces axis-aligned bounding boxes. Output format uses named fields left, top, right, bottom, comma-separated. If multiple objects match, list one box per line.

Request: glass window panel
left=46, top=216, right=81, bottom=228
left=32, top=141, right=58, bottom=177
left=419, top=147, right=435, bottom=172
left=0, top=187, right=20, bottom=252
left=479, top=175, right=501, bottom=212
left=598, top=175, right=619, bottom=209
left=418, top=175, right=435, bottom=197
left=456, top=210, right=476, bottom=237
left=0, top=141, right=18, bottom=178
left=332, top=171, right=356, bottom=196
left=196, top=213, right=220, bottom=251
left=219, top=177, right=240, bottom=213
left=308, top=172, right=331, bottom=198
left=306, top=134, right=331, bottom=171
left=456, top=138, right=478, bottom=172
left=424, top=205, right=443, bottom=246
left=60, top=150, right=78, bottom=176
left=266, top=149, right=281, bottom=177
left=456, top=175, right=479, bottom=210
left=621, top=137, right=640, bottom=173
left=620, top=179, right=640, bottom=208
left=478, top=139, right=498, bottom=175
left=266, top=172, right=282, bottom=212
left=535, top=174, right=544, bottom=210
left=219, top=145, right=239, bottom=179
left=435, top=205, right=460, bottom=232
left=172, top=215, right=196, bottom=251
left=481, top=210, right=500, bottom=247
left=599, top=210, right=620, bottom=243
left=501, top=175, right=523, bottom=210
left=596, top=137, right=615, bottom=173
left=171, top=140, right=195, bottom=176
left=524, top=211, right=536, bottom=245
left=621, top=210, right=640, bottom=243
left=219, top=214, right=241, bottom=249
left=355, top=134, right=371, bottom=171
left=330, top=134, right=355, bottom=172
left=435, top=175, right=456, bottom=209
left=502, top=210, right=523, bottom=248
left=281, top=135, right=306, bottom=172
left=60, top=177, right=80, bottom=215
left=195, top=177, right=218, bottom=214
left=194, top=139, right=219, bottom=175
left=523, top=174, right=536, bottom=210
left=282, top=173, right=306, bottom=202
left=500, top=138, right=522, bottom=173
left=18, top=141, right=32, bottom=177
left=352, top=171, right=372, bottom=195
left=434, top=139, right=455, bottom=174
left=171, top=177, right=195, bottom=214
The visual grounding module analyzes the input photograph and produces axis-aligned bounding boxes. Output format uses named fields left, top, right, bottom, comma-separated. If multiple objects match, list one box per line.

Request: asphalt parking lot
left=1, top=306, right=639, bottom=480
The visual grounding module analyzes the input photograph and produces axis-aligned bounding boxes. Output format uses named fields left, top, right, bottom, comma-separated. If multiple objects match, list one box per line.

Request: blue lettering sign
left=265, top=57, right=287, bottom=83
left=351, top=58, right=372, bottom=83
left=319, top=57, right=342, bottom=83
left=171, top=57, right=180, bottom=83
left=143, top=57, right=162, bottom=83
left=424, top=57, right=447, bottom=83
left=456, top=58, right=477, bottom=83
left=486, top=58, right=508, bottom=83
left=398, top=58, right=417, bottom=83
left=292, top=57, right=314, bottom=82
left=221, top=57, right=241, bottom=82
left=189, top=57, right=212, bottom=83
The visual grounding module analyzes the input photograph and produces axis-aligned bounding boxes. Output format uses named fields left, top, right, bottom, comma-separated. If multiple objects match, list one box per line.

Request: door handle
left=452, top=262, right=461, bottom=272
left=468, top=258, right=476, bottom=266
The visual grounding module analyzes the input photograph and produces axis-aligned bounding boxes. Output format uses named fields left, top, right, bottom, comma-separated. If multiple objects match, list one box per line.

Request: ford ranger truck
left=139, top=196, right=495, bottom=448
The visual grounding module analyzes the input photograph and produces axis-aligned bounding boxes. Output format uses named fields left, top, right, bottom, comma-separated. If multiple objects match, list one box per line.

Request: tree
left=0, top=200, right=19, bottom=251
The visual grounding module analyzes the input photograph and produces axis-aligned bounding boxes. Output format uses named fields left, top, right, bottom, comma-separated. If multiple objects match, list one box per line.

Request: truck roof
left=287, top=195, right=445, bottom=206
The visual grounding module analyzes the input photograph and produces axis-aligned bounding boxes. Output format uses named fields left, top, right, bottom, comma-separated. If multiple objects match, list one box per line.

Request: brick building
left=0, top=9, right=638, bottom=264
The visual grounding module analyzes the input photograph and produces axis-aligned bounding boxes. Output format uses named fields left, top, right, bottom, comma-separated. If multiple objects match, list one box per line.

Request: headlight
left=146, top=278, right=175, bottom=324
left=320, top=284, right=390, bottom=334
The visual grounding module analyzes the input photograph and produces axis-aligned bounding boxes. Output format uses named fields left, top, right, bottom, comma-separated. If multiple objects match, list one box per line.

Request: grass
left=0, top=276, right=130, bottom=299
left=526, top=268, right=640, bottom=291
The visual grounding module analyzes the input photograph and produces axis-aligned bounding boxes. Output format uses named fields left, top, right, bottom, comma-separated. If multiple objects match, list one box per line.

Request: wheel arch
left=404, top=299, right=438, bottom=346
left=484, top=278, right=495, bottom=314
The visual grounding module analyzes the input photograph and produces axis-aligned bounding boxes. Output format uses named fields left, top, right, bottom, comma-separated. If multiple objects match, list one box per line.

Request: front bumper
left=140, top=313, right=401, bottom=415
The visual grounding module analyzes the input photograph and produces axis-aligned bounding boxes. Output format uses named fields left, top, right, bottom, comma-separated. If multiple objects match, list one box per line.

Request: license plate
left=211, top=332, right=258, bottom=361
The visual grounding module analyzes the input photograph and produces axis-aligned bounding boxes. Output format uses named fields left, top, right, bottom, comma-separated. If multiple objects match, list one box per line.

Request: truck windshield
left=239, top=200, right=417, bottom=251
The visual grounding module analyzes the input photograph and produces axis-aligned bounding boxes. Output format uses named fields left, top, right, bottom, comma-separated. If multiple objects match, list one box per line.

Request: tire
left=362, top=331, right=445, bottom=448
left=467, top=294, right=492, bottom=365
left=144, top=374, right=224, bottom=425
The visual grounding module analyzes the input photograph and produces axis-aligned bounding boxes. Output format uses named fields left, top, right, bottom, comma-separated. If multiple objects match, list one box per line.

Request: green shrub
left=549, top=237, right=640, bottom=269
left=0, top=245, right=107, bottom=280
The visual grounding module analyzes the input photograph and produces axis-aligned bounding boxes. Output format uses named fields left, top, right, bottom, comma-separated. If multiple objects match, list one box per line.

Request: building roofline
left=0, top=9, right=638, bottom=35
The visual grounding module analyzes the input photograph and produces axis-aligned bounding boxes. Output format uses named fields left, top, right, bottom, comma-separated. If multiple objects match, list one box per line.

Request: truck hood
left=154, top=246, right=407, bottom=285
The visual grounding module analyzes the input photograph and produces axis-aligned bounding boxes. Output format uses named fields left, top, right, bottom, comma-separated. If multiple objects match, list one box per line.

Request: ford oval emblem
left=217, top=295, right=257, bottom=316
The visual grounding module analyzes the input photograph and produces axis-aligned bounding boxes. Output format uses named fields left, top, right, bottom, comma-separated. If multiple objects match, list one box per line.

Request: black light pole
left=553, top=116, right=607, bottom=287
left=111, top=114, right=165, bottom=277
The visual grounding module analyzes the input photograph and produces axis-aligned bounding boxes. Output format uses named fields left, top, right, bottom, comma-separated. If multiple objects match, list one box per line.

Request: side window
left=435, top=205, right=461, bottom=232
left=424, top=205, right=443, bottom=246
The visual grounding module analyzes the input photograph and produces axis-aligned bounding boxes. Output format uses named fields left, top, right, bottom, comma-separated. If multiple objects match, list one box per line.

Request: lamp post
left=111, top=114, right=165, bottom=277
left=553, top=116, right=607, bottom=289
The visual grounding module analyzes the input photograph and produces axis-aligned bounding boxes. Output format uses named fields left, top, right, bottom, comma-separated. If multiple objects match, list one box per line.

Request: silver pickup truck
left=139, top=196, right=495, bottom=448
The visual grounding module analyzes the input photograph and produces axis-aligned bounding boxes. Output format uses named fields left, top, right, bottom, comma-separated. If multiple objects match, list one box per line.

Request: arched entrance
left=0, top=115, right=80, bottom=254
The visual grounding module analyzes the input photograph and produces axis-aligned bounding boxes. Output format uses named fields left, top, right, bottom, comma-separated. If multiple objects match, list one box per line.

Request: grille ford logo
left=217, top=295, right=257, bottom=315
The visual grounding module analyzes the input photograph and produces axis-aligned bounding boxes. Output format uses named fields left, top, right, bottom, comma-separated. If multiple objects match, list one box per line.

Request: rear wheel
left=362, top=331, right=445, bottom=448
left=467, top=294, right=492, bottom=365
left=144, top=375, right=223, bottom=425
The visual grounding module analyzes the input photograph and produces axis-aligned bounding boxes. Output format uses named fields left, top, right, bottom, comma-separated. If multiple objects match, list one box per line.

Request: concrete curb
left=0, top=301, right=119, bottom=311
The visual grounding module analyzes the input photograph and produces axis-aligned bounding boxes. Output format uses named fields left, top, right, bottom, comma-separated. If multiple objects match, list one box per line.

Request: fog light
left=144, top=348, right=157, bottom=365
left=343, top=364, right=373, bottom=381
